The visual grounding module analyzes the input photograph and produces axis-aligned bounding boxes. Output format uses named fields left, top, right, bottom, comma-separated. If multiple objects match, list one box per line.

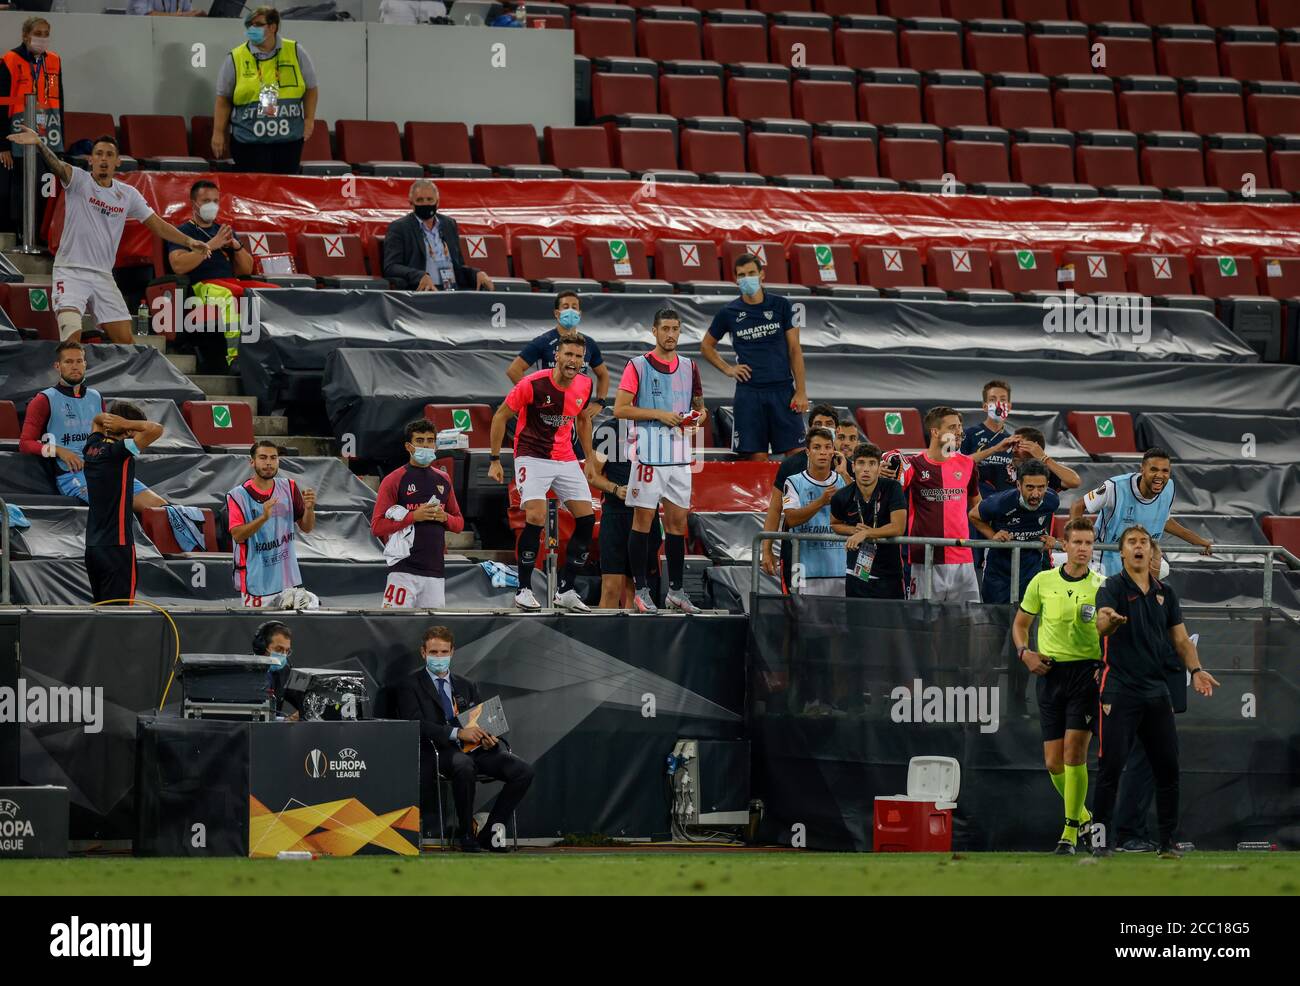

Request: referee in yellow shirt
left=1013, top=517, right=1106, bottom=854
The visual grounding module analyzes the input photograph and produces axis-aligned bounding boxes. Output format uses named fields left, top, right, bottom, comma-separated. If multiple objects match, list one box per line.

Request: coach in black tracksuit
left=1091, top=525, right=1218, bottom=858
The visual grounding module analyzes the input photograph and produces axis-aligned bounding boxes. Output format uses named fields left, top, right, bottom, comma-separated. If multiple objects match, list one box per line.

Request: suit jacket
left=395, top=668, right=481, bottom=754
left=382, top=212, right=479, bottom=291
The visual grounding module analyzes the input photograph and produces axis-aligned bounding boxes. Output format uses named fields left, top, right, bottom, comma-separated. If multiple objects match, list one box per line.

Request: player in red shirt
left=371, top=418, right=466, bottom=610
left=488, top=335, right=597, bottom=611
left=898, top=405, right=983, bottom=602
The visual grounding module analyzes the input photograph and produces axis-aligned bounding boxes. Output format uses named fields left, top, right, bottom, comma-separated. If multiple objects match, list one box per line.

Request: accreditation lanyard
left=852, top=485, right=881, bottom=581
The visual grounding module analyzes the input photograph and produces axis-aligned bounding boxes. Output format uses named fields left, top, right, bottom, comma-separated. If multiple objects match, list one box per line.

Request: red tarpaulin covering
left=48, top=173, right=1300, bottom=271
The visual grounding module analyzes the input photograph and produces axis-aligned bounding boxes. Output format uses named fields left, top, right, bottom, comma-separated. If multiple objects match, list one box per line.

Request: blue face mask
left=557, top=309, right=581, bottom=330
left=268, top=650, right=289, bottom=669
left=246, top=25, right=266, bottom=44
left=738, top=275, right=761, bottom=297
left=410, top=446, right=438, bottom=467
left=426, top=655, right=451, bottom=675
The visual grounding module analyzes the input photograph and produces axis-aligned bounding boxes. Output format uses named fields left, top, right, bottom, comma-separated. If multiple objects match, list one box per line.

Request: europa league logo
left=304, top=749, right=328, bottom=779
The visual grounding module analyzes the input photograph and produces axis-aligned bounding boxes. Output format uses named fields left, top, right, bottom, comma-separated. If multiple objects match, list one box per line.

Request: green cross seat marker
left=1218, top=257, right=1237, bottom=277
left=1095, top=415, right=1114, bottom=438
left=452, top=409, right=472, bottom=432
left=30, top=289, right=48, bottom=311
left=1016, top=251, right=1036, bottom=270
left=212, top=405, right=232, bottom=429
left=814, top=245, right=833, bottom=266
left=884, top=412, right=904, bottom=435
left=608, top=240, right=628, bottom=261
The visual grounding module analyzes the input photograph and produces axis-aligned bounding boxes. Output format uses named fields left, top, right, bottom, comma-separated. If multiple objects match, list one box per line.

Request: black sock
left=559, top=514, right=595, bottom=593
left=665, top=533, right=686, bottom=592
left=517, top=523, right=542, bottom=591
left=628, top=528, right=650, bottom=590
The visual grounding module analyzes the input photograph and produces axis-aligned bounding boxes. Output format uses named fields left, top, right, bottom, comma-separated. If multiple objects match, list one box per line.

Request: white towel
left=382, top=504, right=414, bottom=567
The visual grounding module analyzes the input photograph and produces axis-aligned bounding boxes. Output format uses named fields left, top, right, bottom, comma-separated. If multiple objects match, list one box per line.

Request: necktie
left=436, top=677, right=454, bottom=721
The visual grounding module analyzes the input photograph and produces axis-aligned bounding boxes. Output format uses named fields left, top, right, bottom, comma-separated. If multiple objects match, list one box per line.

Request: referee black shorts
left=597, top=507, right=662, bottom=577
left=1036, top=659, right=1101, bottom=742
left=85, top=545, right=136, bottom=605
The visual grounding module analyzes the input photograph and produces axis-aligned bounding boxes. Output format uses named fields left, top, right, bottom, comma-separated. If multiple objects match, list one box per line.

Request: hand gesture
left=56, top=446, right=84, bottom=472
left=208, top=224, right=234, bottom=250
left=993, top=435, right=1019, bottom=453
left=879, top=462, right=898, bottom=481
left=1021, top=649, right=1053, bottom=676
left=6, top=124, right=41, bottom=147
left=411, top=503, right=439, bottom=522
left=1192, top=669, right=1220, bottom=697
left=1098, top=606, right=1126, bottom=627
left=657, top=410, right=683, bottom=428
left=991, top=530, right=1013, bottom=542
left=460, top=724, right=487, bottom=744
left=98, top=413, right=127, bottom=434
left=416, top=273, right=436, bottom=292
left=261, top=497, right=278, bottom=519
left=301, top=487, right=316, bottom=511
left=728, top=363, right=753, bottom=383
left=846, top=528, right=870, bottom=551
left=187, top=237, right=212, bottom=257
left=487, top=459, right=504, bottom=484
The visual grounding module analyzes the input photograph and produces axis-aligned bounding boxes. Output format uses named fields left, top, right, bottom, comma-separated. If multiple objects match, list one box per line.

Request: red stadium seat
left=794, top=80, right=858, bottom=123
left=512, top=235, right=593, bottom=286
left=1054, top=88, right=1119, bottom=132
left=855, top=407, right=925, bottom=452
left=859, top=82, right=924, bottom=124
left=403, top=122, right=490, bottom=177
left=1063, top=250, right=1128, bottom=294
left=0, top=400, right=18, bottom=443
left=583, top=237, right=669, bottom=289
left=790, top=243, right=858, bottom=286
left=1140, top=144, right=1207, bottom=189
left=1127, top=252, right=1195, bottom=294
left=1206, top=147, right=1270, bottom=191
left=1156, top=37, right=1221, bottom=79
left=900, top=30, right=965, bottom=71
left=1012, top=142, right=1075, bottom=184
left=835, top=28, right=900, bottom=70
left=63, top=111, right=116, bottom=149
left=655, top=238, right=729, bottom=290
left=1261, top=0, right=1300, bottom=29
left=593, top=73, right=659, bottom=118
left=819, top=0, right=882, bottom=12
left=425, top=404, right=494, bottom=444
left=1220, top=41, right=1284, bottom=82
left=1270, top=148, right=1300, bottom=190
left=1118, top=90, right=1182, bottom=132
left=703, top=22, right=770, bottom=64
left=748, top=131, right=817, bottom=179
left=1066, top=410, right=1137, bottom=455
left=335, top=119, right=421, bottom=175
left=1196, top=0, right=1256, bottom=27
left=1257, top=255, right=1300, bottom=300
left=770, top=25, right=835, bottom=67
left=474, top=124, right=556, bottom=175
left=990, top=87, right=1055, bottom=129
left=690, top=461, right=780, bottom=512
left=681, top=129, right=756, bottom=181
left=946, top=0, right=1003, bottom=15
left=1133, top=0, right=1194, bottom=22
left=722, top=240, right=791, bottom=284
left=574, top=16, right=637, bottom=58
left=728, top=77, right=795, bottom=121
left=992, top=248, right=1059, bottom=294
left=858, top=245, right=925, bottom=288
left=879, top=136, right=944, bottom=181
left=141, top=507, right=220, bottom=555
left=946, top=140, right=1011, bottom=183
left=1182, top=91, right=1246, bottom=134
left=883, top=0, right=942, bottom=12
left=638, top=18, right=703, bottom=61
left=299, top=119, right=345, bottom=174
left=966, top=31, right=1030, bottom=75
left=0, top=283, right=59, bottom=340
left=927, top=246, right=992, bottom=291
left=1261, top=516, right=1300, bottom=559
left=1097, top=35, right=1157, bottom=77
left=1076, top=143, right=1142, bottom=187
left=543, top=126, right=629, bottom=178
left=457, top=233, right=515, bottom=281
left=1247, top=93, right=1300, bottom=137
left=752, top=0, right=813, bottom=11
left=813, top=135, right=880, bottom=178
left=610, top=127, right=684, bottom=174
left=297, top=234, right=388, bottom=289
left=925, top=84, right=989, bottom=127
left=661, top=74, right=725, bottom=118
left=1193, top=254, right=1261, bottom=297
left=183, top=401, right=255, bottom=452
left=1029, top=33, right=1093, bottom=76
left=118, top=114, right=206, bottom=170
left=1009, top=0, right=1069, bottom=15
left=1073, top=0, right=1134, bottom=21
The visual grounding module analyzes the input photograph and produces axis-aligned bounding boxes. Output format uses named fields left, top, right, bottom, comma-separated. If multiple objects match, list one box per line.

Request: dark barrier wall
left=748, top=596, right=1300, bottom=851
left=17, top=611, right=747, bottom=841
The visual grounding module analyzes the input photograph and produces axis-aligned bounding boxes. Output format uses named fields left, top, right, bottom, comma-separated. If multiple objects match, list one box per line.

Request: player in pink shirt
left=898, top=405, right=983, bottom=602
left=488, top=335, right=597, bottom=612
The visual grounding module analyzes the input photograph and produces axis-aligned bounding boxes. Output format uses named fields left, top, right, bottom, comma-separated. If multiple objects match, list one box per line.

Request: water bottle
left=134, top=300, right=149, bottom=337
left=517, top=2, right=527, bottom=25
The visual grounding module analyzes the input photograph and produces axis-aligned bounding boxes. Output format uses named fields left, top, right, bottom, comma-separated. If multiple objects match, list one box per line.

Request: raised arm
left=7, top=124, right=71, bottom=185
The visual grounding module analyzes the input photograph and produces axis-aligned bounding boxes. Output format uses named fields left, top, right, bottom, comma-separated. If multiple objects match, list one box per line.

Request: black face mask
left=414, top=204, right=437, bottom=221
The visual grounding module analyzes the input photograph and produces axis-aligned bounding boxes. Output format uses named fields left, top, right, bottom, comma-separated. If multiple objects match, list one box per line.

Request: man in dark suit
left=395, top=625, right=533, bottom=852
left=382, top=180, right=495, bottom=292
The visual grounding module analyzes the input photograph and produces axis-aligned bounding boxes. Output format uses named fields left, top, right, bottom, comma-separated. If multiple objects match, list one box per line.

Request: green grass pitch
left=3, top=851, right=1297, bottom=895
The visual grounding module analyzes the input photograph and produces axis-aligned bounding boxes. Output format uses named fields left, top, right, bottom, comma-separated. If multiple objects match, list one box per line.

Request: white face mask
left=197, top=201, right=219, bottom=224
left=27, top=36, right=49, bottom=54
left=986, top=400, right=1010, bottom=421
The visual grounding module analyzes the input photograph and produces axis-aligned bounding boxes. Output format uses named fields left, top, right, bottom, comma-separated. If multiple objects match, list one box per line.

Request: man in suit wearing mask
left=382, top=180, right=494, bottom=292
left=396, top=625, right=533, bottom=852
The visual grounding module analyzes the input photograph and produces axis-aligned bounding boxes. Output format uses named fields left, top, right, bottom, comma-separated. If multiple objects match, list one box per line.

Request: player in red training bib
left=488, top=334, right=597, bottom=611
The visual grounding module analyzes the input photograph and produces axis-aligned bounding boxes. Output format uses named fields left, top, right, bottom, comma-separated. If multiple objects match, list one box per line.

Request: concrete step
left=132, top=333, right=167, bottom=352
left=269, top=434, right=337, bottom=457
left=203, top=394, right=257, bottom=413
left=165, top=353, right=196, bottom=374
left=3, top=249, right=54, bottom=277
left=0, top=233, right=18, bottom=251
left=188, top=374, right=242, bottom=396
left=253, top=415, right=289, bottom=436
